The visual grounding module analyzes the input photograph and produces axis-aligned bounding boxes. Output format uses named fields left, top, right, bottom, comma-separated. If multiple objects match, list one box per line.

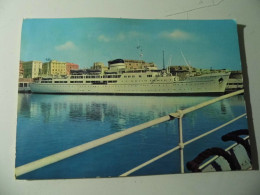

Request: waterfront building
left=70, top=69, right=92, bottom=75
left=168, top=65, right=196, bottom=72
left=66, top=62, right=79, bottom=75
left=167, top=65, right=196, bottom=80
left=167, top=65, right=231, bottom=80
left=19, top=61, right=24, bottom=78
left=18, top=78, right=33, bottom=92
left=91, top=62, right=108, bottom=74
left=123, top=59, right=158, bottom=70
left=22, top=61, right=42, bottom=78
left=42, top=60, right=67, bottom=76
left=92, top=62, right=105, bottom=70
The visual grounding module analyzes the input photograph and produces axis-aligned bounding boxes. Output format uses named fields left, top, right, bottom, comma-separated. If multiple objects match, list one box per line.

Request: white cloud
left=98, top=35, right=110, bottom=42
left=98, top=31, right=143, bottom=42
left=128, top=31, right=143, bottom=37
left=55, top=41, right=77, bottom=51
left=160, top=29, right=196, bottom=41
left=119, top=31, right=144, bottom=40
left=116, top=33, right=126, bottom=41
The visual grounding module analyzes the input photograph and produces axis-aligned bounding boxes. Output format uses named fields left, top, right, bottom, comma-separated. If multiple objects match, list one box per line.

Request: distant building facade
left=22, top=61, right=42, bottom=78
left=91, top=62, right=108, bottom=74
left=168, top=65, right=196, bottom=72
left=124, top=59, right=157, bottom=70
left=92, top=62, right=106, bottom=70
left=66, top=62, right=79, bottom=75
left=167, top=65, right=196, bottom=80
left=42, top=60, right=67, bottom=76
left=19, top=61, right=24, bottom=78
left=18, top=78, right=33, bottom=93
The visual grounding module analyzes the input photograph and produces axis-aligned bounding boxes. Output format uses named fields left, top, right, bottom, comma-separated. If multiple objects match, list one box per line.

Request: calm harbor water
left=16, top=93, right=248, bottom=179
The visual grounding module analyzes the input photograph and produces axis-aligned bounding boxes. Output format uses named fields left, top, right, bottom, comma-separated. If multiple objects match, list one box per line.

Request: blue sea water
left=16, top=93, right=248, bottom=179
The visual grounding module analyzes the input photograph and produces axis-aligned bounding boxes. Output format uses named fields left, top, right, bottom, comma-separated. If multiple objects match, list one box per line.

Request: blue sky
left=21, top=18, right=241, bottom=70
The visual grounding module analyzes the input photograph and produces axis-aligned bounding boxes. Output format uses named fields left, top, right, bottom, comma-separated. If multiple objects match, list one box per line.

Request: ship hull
left=30, top=73, right=230, bottom=95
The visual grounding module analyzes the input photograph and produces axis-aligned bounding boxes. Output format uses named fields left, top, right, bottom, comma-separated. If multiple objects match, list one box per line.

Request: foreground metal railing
left=15, top=89, right=246, bottom=177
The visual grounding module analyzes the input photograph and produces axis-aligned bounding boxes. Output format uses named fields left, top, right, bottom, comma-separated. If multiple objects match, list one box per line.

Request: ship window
left=70, top=81, right=83, bottom=83
left=41, top=81, right=52, bottom=83
left=108, top=80, right=117, bottom=83
left=147, top=75, right=152, bottom=77
left=54, top=81, right=67, bottom=83
left=19, top=83, right=23, bottom=87
left=139, top=75, right=142, bottom=78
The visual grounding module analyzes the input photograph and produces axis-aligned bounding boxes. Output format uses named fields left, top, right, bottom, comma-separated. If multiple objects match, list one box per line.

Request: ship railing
left=15, top=89, right=246, bottom=177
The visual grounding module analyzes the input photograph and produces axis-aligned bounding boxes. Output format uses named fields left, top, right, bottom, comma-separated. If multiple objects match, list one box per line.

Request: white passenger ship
left=30, top=59, right=230, bottom=95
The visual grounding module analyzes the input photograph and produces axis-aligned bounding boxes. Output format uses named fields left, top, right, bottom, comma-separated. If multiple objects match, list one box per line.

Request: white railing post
left=177, top=110, right=185, bottom=173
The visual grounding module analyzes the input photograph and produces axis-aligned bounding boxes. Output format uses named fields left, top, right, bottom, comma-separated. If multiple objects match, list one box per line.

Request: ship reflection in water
left=16, top=93, right=248, bottom=179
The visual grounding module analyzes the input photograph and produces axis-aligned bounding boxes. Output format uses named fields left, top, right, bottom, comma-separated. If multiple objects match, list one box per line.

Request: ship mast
left=137, top=41, right=143, bottom=60
left=163, top=50, right=165, bottom=70
left=180, top=50, right=192, bottom=73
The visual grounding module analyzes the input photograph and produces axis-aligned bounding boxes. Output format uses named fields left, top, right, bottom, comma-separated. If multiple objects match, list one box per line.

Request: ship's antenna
left=137, top=41, right=143, bottom=59
left=163, top=50, right=165, bottom=70
left=168, top=55, right=172, bottom=66
left=180, top=49, right=192, bottom=72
